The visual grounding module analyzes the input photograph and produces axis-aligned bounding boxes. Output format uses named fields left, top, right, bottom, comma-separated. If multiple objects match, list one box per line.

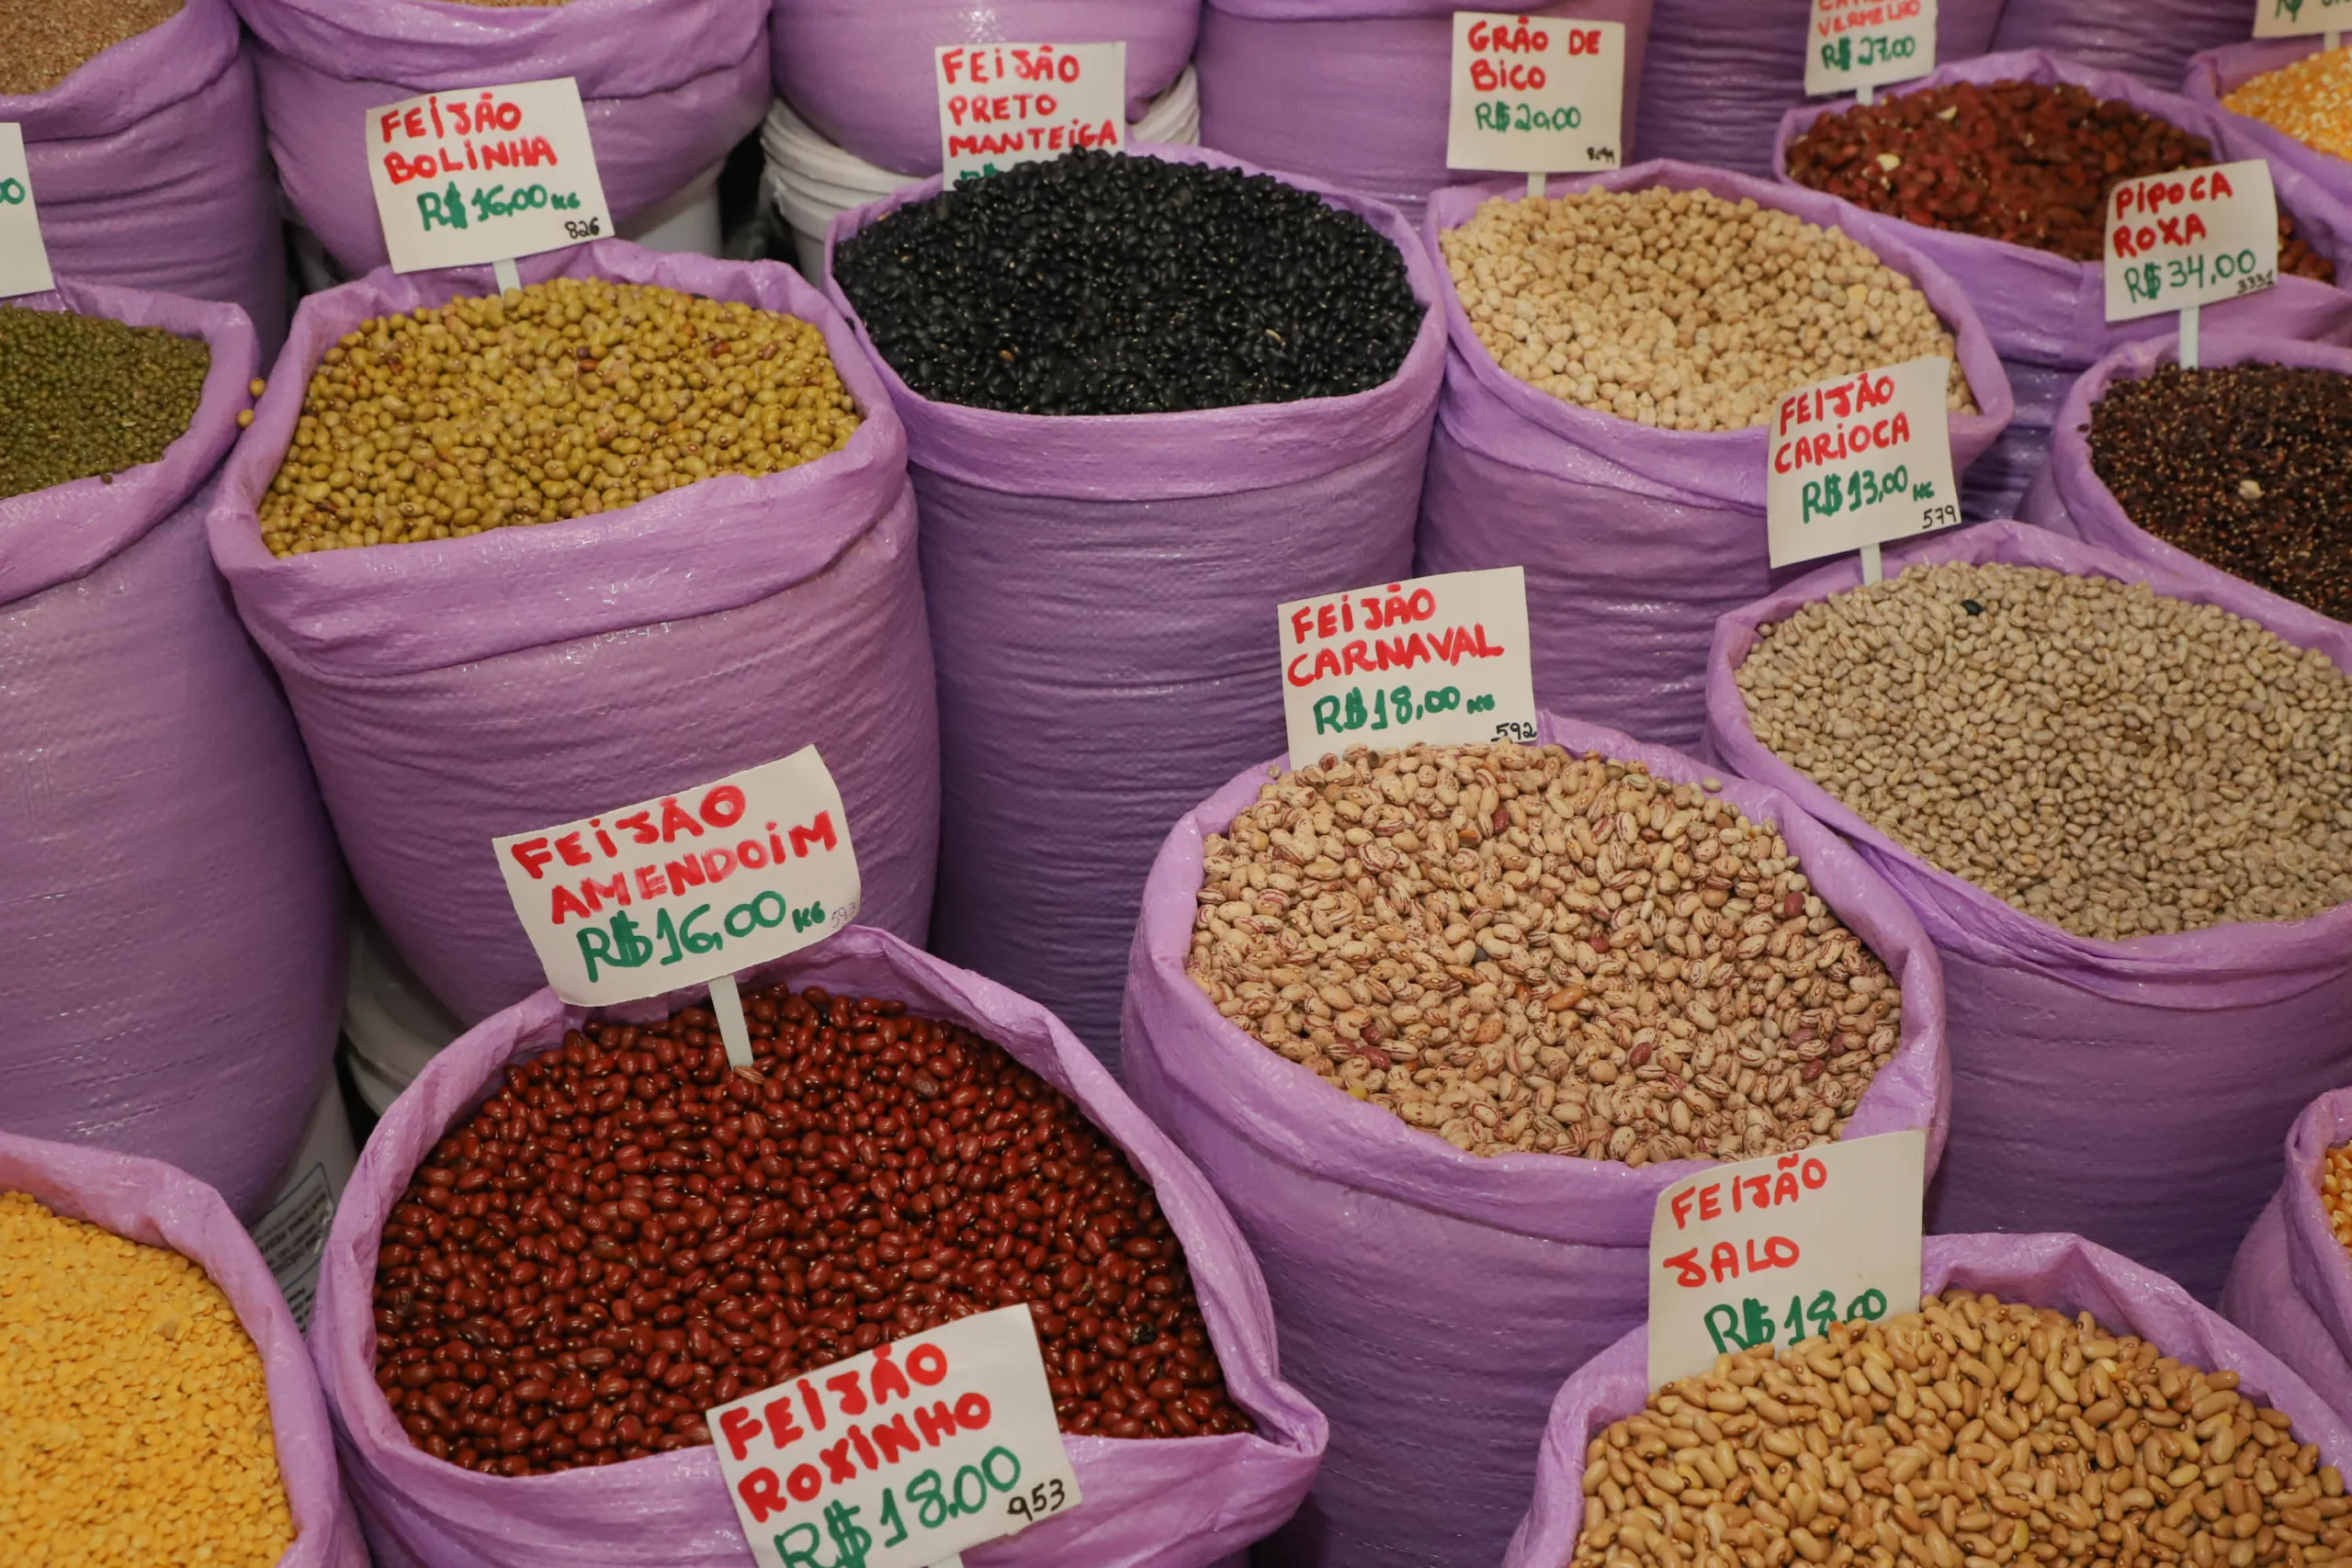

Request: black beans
left=2086, top=363, right=2352, bottom=623
left=833, top=147, right=1423, bottom=416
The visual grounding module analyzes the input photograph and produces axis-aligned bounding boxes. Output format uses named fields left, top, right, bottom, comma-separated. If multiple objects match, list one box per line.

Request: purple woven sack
left=1414, top=160, right=2014, bottom=753
left=309, top=925, right=1327, bottom=1568
left=2222, top=1089, right=2352, bottom=1423
left=1506, top=1232, right=2352, bottom=1568
left=775, top=0, right=1198, bottom=179
left=1774, top=50, right=2352, bottom=521
left=1120, top=710, right=1949, bottom=1568
left=1195, top=0, right=1653, bottom=228
left=2188, top=41, right=2352, bottom=211
left=821, top=144, right=1443, bottom=1070
left=1992, top=0, right=2254, bottom=90
left=1630, top=0, right=2002, bottom=176
left=205, top=242, right=938, bottom=1029
left=235, top=0, right=769, bottom=277
left=0, top=0, right=288, bottom=352
left=0, top=1133, right=368, bottom=1568
left=1, top=281, right=344, bottom=1221
left=1704, top=521, right=2352, bottom=1304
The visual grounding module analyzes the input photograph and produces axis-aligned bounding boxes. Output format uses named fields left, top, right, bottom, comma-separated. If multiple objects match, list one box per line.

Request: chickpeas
left=1438, top=186, right=1973, bottom=432
left=257, top=276, right=863, bottom=555
left=0, top=1191, right=295, bottom=1568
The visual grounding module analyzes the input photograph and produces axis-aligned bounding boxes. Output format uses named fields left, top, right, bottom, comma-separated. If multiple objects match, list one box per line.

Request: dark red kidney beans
left=370, top=984, right=1254, bottom=1476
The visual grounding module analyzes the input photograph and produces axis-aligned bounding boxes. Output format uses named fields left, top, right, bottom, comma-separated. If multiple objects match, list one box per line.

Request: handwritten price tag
left=0, top=125, right=54, bottom=299
left=707, top=1306, right=1080, bottom=1568
left=2105, top=160, right=2279, bottom=322
left=492, top=747, right=861, bottom=1007
left=936, top=42, right=1126, bottom=184
left=1446, top=13, right=1625, bottom=174
left=2256, top=0, right=2352, bottom=39
left=1647, top=1130, right=1926, bottom=1388
left=365, top=78, right=613, bottom=274
left=1766, top=355, right=1962, bottom=569
left=1804, top=0, right=1939, bottom=97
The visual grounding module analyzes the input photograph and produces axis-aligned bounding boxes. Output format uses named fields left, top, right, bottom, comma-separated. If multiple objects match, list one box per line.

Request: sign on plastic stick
left=364, top=78, right=612, bottom=275
left=1446, top=13, right=1626, bottom=175
left=935, top=42, right=1127, bottom=183
left=2105, top=160, right=2280, bottom=322
left=0, top=125, right=54, bottom=299
left=2255, top=0, right=2352, bottom=42
left=1804, top=0, right=1939, bottom=100
left=1765, top=355, right=1962, bottom=572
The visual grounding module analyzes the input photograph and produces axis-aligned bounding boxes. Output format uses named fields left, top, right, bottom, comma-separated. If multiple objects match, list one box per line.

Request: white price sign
left=1279, top=568, right=1540, bottom=762
left=492, top=747, right=861, bottom=1008
left=936, top=42, right=1127, bottom=184
left=1804, top=0, right=1939, bottom=97
left=707, top=1306, right=1081, bottom=1568
left=2104, top=160, right=2279, bottom=323
left=365, top=78, right=613, bottom=274
left=1766, top=355, right=1961, bottom=570
left=0, top=125, right=54, bottom=299
left=1446, top=13, right=1625, bottom=174
left=2255, top=0, right=2352, bottom=39
left=1648, top=1130, right=1927, bottom=1389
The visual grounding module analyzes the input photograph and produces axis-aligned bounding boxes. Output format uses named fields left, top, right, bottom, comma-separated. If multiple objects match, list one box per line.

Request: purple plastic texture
left=1121, top=709, right=1950, bottom=1568
left=310, top=925, right=1327, bottom=1568
left=1704, top=521, right=2352, bottom=1304
left=775, top=0, right=1198, bottom=178
left=1415, top=160, right=2015, bottom=753
left=1774, top=50, right=2352, bottom=520
left=1630, top=0, right=2003, bottom=176
left=2188, top=40, right=2352, bottom=238
left=1506, top=1232, right=2352, bottom=1568
left=1991, top=0, right=2254, bottom=91
left=1, top=280, right=345, bottom=1222
left=821, top=143, right=1443, bottom=1070
left=1194, top=0, right=1653, bottom=228
left=0, top=0, right=288, bottom=353
left=235, top=0, right=769, bottom=277
left=2222, top=1089, right=2352, bottom=1422
left=0, top=1134, right=367, bottom=1567
left=206, top=242, right=938, bottom=1028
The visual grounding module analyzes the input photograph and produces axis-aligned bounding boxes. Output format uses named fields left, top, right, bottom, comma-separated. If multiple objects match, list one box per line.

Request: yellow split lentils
left=257, top=276, right=863, bottom=555
left=0, top=1191, right=294, bottom=1567
left=2225, top=49, right=2352, bottom=166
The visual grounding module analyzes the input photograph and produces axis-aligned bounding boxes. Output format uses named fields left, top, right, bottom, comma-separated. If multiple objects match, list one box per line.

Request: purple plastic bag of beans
left=1628, top=0, right=2002, bottom=177
left=309, top=925, right=1326, bottom=1568
left=1704, top=521, right=2352, bottom=1304
left=2187, top=41, right=2352, bottom=211
left=205, top=242, right=938, bottom=1029
left=1413, top=161, right=2014, bottom=754
left=0, top=1132, right=368, bottom=1567
left=1505, top=1232, right=2352, bottom=1568
left=1991, top=0, right=2253, bottom=91
left=775, top=0, right=1198, bottom=179
left=1121, top=709, right=1949, bottom=1568
left=2222, top=1089, right=2352, bottom=1424
left=1773, top=51, right=2352, bottom=521
left=821, top=144, right=1442, bottom=1071
left=1, top=280, right=345, bottom=1222
left=235, top=0, right=769, bottom=277
left=1194, top=0, right=1653, bottom=228
left=0, top=0, right=288, bottom=353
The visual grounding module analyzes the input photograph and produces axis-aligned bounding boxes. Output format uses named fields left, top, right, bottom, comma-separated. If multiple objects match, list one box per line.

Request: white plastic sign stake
left=936, top=42, right=1127, bottom=184
left=2105, top=160, right=2278, bottom=334
left=0, top=125, right=54, bottom=299
left=1804, top=0, right=1938, bottom=98
left=1647, top=1129, right=1927, bottom=1389
left=2254, top=0, right=2351, bottom=46
left=706, top=1306, right=1080, bottom=1568
left=1765, top=355, right=1962, bottom=570
left=365, top=78, right=612, bottom=275
left=492, top=746, right=862, bottom=1056
left=1447, top=13, right=1625, bottom=175
left=1279, top=567, right=1541, bottom=762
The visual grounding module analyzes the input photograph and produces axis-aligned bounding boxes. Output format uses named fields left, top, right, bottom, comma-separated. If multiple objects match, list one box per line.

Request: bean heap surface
left=2326, top=1141, right=2352, bottom=1265
left=2226, top=51, right=2352, bottom=167
left=0, top=308, right=211, bottom=502
left=0, top=0, right=181, bottom=95
left=833, top=146, right=1423, bottom=415
left=257, top=277, right=860, bottom=555
left=1188, top=743, right=1904, bottom=1165
left=1572, top=1288, right=2344, bottom=1568
left=1736, top=561, right=2352, bottom=940
left=371, top=985, right=1250, bottom=1477
left=1440, top=187, right=1973, bottom=432
left=2087, top=363, right=2352, bottom=624
left=0, top=1190, right=295, bottom=1568
left=1786, top=80, right=2335, bottom=279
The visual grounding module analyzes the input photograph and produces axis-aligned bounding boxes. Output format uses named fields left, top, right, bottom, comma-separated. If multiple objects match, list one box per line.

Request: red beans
left=369, top=984, right=1253, bottom=1476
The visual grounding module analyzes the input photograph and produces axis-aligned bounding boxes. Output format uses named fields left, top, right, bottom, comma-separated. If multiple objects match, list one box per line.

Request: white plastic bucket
left=340, top=912, right=463, bottom=1120
left=247, top=1068, right=357, bottom=1330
